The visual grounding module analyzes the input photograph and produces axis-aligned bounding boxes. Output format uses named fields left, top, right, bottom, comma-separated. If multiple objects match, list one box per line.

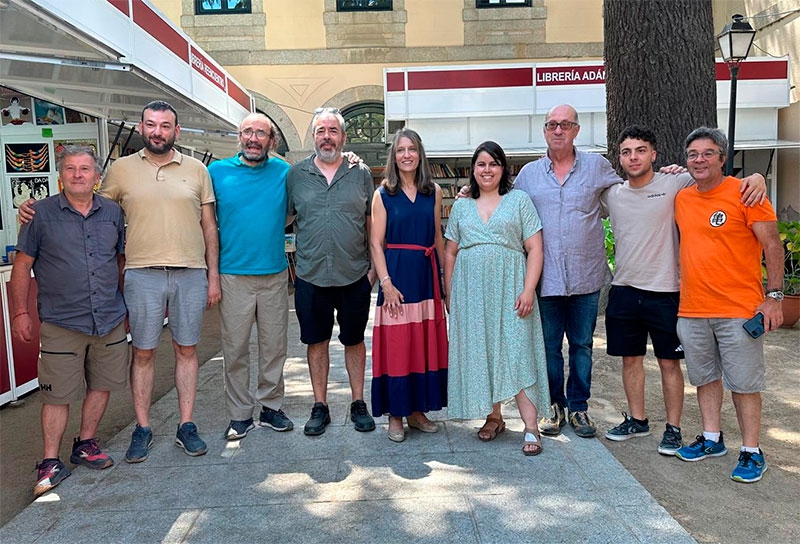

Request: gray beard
left=316, top=148, right=340, bottom=163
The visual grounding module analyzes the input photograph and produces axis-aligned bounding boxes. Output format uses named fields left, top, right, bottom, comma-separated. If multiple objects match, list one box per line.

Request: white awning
left=0, top=0, right=251, bottom=159
left=735, top=139, right=800, bottom=150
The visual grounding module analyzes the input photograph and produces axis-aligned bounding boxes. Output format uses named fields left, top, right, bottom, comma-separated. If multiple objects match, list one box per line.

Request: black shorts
left=605, top=285, right=684, bottom=360
left=294, top=275, right=372, bottom=346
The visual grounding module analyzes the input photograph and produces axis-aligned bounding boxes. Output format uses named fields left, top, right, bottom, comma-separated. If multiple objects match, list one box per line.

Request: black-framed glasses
left=686, top=150, right=724, bottom=161
left=544, top=120, right=579, bottom=131
left=240, top=128, right=270, bottom=139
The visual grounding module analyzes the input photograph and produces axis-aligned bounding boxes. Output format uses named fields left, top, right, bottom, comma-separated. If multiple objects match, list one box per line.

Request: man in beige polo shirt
left=108, top=101, right=220, bottom=461
left=20, top=100, right=220, bottom=462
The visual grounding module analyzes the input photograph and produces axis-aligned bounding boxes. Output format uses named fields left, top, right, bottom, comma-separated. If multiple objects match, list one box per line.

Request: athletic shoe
left=676, top=432, right=727, bottom=462
left=304, top=402, right=331, bottom=436
left=350, top=400, right=376, bottom=432
left=731, top=450, right=768, bottom=483
left=175, top=422, right=208, bottom=456
left=657, top=423, right=683, bottom=456
left=605, top=412, right=650, bottom=441
left=259, top=407, right=294, bottom=432
left=69, top=437, right=113, bottom=469
left=225, top=418, right=255, bottom=441
left=538, top=403, right=566, bottom=436
left=33, top=458, right=71, bottom=497
left=125, top=424, right=153, bottom=464
left=569, top=410, right=597, bottom=438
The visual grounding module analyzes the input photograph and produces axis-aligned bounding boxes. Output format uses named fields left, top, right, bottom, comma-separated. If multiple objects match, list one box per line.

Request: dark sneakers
left=175, top=422, right=208, bottom=456
left=539, top=403, right=566, bottom=436
left=70, top=437, right=114, bottom=469
left=569, top=410, right=597, bottom=438
left=259, top=407, right=294, bottom=432
left=34, top=458, right=71, bottom=497
left=605, top=412, right=650, bottom=441
left=658, top=424, right=684, bottom=456
left=676, top=432, right=727, bottom=461
left=350, top=400, right=376, bottom=432
left=304, top=402, right=331, bottom=436
left=125, top=424, right=154, bottom=464
left=225, top=418, right=255, bottom=441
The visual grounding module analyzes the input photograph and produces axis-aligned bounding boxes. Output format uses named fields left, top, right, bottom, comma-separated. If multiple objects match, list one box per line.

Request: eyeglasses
left=686, top=150, right=723, bottom=161
left=313, top=107, right=340, bottom=114
left=544, top=121, right=579, bottom=132
left=240, top=128, right=270, bottom=139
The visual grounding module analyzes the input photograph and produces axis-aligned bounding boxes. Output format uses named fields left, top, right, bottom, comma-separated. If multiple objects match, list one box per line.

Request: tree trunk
left=604, top=0, right=717, bottom=170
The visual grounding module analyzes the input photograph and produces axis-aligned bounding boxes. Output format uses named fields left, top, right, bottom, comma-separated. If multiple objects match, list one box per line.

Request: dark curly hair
left=617, top=125, right=657, bottom=147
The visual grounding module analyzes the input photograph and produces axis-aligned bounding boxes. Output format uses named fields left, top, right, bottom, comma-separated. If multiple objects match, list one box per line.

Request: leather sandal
left=522, top=428, right=543, bottom=456
left=477, top=416, right=506, bottom=442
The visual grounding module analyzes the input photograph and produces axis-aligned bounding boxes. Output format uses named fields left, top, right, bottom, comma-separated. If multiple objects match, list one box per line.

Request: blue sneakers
left=731, top=450, right=768, bottom=483
left=125, top=425, right=154, bottom=464
left=176, top=422, right=208, bottom=457
left=676, top=433, right=728, bottom=462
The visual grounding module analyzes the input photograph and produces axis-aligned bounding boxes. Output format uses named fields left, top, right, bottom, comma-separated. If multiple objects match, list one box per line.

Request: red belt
left=385, top=243, right=442, bottom=302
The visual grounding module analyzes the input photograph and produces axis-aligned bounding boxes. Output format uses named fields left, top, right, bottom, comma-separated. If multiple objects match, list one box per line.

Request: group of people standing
left=11, top=100, right=783, bottom=499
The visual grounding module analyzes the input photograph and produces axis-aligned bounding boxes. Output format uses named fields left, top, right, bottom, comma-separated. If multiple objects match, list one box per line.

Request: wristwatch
left=765, top=289, right=784, bottom=302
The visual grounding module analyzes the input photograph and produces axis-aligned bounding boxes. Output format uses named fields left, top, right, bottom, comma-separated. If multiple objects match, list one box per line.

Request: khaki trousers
left=220, top=272, right=289, bottom=421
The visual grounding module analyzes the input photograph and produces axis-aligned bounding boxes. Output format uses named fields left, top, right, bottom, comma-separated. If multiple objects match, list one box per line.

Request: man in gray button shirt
left=287, top=107, right=377, bottom=436
left=10, top=146, right=129, bottom=497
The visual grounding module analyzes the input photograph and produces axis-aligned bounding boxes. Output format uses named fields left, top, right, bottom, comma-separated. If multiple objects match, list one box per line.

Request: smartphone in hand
left=742, top=313, right=765, bottom=339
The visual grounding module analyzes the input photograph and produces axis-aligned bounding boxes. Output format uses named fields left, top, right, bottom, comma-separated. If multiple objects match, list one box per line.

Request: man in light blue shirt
left=514, top=104, right=620, bottom=439
left=208, top=113, right=294, bottom=441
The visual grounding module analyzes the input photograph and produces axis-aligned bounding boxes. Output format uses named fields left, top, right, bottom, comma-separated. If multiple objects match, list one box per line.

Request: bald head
left=238, top=113, right=274, bottom=164
left=544, top=104, right=580, bottom=155
left=546, top=104, right=579, bottom=125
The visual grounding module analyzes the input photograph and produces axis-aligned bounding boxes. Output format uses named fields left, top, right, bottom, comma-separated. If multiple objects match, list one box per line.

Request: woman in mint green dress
left=444, top=141, right=550, bottom=456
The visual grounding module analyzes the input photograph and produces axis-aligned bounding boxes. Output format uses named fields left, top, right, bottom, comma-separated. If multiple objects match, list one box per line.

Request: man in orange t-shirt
left=673, top=127, right=784, bottom=484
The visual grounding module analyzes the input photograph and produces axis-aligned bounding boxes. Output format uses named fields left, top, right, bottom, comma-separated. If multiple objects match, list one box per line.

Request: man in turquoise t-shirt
left=208, top=113, right=295, bottom=441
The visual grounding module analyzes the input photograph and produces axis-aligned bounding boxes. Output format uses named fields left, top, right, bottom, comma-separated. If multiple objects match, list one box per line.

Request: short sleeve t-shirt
left=675, top=176, right=777, bottom=318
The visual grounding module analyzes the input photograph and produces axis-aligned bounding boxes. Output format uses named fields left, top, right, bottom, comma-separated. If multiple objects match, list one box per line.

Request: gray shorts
left=38, top=321, right=130, bottom=405
left=676, top=317, right=765, bottom=393
left=124, top=268, right=208, bottom=349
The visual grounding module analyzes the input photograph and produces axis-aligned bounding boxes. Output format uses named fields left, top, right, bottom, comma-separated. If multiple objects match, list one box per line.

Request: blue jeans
left=539, top=291, right=600, bottom=413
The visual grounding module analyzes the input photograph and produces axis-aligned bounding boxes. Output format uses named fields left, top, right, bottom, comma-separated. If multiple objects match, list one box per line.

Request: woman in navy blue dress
left=370, top=128, right=448, bottom=443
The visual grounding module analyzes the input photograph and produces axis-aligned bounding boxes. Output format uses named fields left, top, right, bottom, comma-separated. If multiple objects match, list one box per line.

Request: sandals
left=477, top=416, right=506, bottom=442
left=523, top=428, right=543, bottom=456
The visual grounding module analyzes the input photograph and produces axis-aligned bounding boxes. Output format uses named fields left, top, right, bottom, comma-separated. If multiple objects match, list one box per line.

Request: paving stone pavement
left=0, top=294, right=696, bottom=543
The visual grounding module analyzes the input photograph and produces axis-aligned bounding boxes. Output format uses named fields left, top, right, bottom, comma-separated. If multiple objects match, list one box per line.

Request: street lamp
left=718, top=14, right=756, bottom=176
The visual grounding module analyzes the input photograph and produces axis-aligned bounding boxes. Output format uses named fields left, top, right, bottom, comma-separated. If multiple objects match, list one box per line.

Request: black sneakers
left=350, top=400, right=376, bottom=432
left=658, top=423, right=683, bottom=456
left=605, top=412, right=651, bottom=441
left=304, top=402, right=331, bottom=436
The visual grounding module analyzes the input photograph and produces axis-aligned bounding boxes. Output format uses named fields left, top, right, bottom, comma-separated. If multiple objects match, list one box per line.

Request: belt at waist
left=385, top=243, right=442, bottom=303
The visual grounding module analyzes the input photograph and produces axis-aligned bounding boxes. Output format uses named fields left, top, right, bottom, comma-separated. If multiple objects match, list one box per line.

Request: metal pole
left=725, top=63, right=739, bottom=176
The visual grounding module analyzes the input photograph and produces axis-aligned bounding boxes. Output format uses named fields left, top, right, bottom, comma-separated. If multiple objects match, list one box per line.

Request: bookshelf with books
left=433, top=160, right=530, bottom=222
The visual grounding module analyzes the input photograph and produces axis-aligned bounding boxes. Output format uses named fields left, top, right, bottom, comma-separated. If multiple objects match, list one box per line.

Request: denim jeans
left=539, top=291, right=600, bottom=413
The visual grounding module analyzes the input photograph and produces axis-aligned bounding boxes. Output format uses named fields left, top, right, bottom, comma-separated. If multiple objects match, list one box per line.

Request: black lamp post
left=718, top=14, right=756, bottom=176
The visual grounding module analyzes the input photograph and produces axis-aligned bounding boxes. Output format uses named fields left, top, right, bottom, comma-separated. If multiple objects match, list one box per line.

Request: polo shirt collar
left=136, top=147, right=182, bottom=165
